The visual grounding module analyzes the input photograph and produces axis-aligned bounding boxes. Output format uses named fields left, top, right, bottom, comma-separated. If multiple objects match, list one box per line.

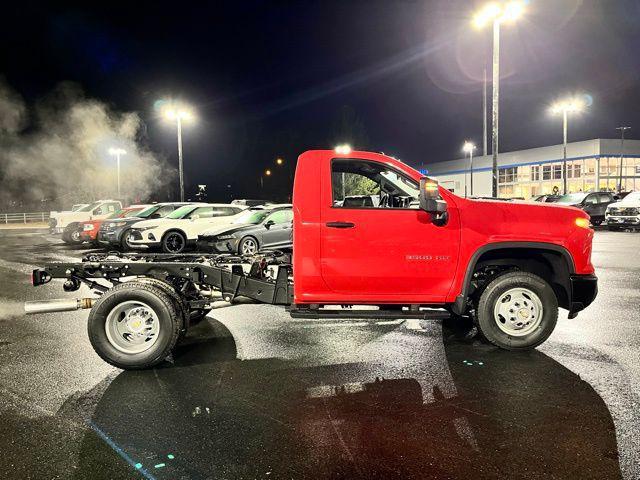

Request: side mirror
left=264, top=220, right=275, bottom=229
left=419, top=178, right=448, bottom=225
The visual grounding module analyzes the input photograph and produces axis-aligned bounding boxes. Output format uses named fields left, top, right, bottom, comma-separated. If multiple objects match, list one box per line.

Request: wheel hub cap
left=105, top=301, right=160, bottom=354
left=493, top=287, right=543, bottom=337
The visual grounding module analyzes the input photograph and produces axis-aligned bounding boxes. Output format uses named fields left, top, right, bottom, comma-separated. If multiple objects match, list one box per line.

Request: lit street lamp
left=550, top=97, right=587, bottom=194
left=161, top=102, right=195, bottom=202
left=260, top=169, right=272, bottom=190
left=463, top=141, right=476, bottom=197
left=108, top=148, right=127, bottom=197
left=473, top=1, right=525, bottom=197
left=616, top=126, right=631, bottom=192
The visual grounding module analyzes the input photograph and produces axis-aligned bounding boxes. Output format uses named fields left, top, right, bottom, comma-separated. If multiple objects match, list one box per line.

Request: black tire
left=162, top=230, right=187, bottom=253
left=475, top=271, right=558, bottom=350
left=62, top=223, right=82, bottom=244
left=591, top=217, right=603, bottom=226
left=607, top=226, right=620, bottom=231
left=238, top=236, right=259, bottom=255
left=119, top=228, right=135, bottom=250
left=87, top=282, right=183, bottom=369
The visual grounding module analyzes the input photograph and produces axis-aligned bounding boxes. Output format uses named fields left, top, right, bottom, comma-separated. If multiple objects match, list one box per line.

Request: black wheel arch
left=452, top=242, right=575, bottom=315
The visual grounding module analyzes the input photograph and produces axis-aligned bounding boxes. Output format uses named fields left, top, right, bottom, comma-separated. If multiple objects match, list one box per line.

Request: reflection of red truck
left=28, top=149, right=597, bottom=370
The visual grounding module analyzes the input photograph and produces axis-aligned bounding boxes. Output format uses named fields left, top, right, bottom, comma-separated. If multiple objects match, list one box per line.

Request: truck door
left=320, top=158, right=460, bottom=302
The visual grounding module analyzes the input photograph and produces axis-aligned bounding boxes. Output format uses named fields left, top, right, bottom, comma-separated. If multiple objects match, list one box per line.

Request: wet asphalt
left=0, top=230, right=638, bottom=480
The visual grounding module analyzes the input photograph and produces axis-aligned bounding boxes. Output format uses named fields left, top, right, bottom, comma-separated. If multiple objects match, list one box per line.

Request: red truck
left=26, top=149, right=597, bottom=370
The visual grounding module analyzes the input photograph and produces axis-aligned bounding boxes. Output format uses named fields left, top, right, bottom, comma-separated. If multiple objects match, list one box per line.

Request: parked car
left=128, top=203, right=246, bottom=253
left=605, top=191, right=640, bottom=230
left=231, top=199, right=272, bottom=207
left=67, top=205, right=150, bottom=246
left=197, top=205, right=293, bottom=254
left=533, top=194, right=561, bottom=203
left=554, top=192, right=617, bottom=225
left=50, top=200, right=123, bottom=243
left=97, top=202, right=194, bottom=250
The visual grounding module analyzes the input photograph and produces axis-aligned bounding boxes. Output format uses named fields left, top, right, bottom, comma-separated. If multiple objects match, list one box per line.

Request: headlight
left=109, top=221, right=127, bottom=228
left=216, top=234, right=236, bottom=241
left=83, top=224, right=94, bottom=231
left=137, top=225, right=157, bottom=231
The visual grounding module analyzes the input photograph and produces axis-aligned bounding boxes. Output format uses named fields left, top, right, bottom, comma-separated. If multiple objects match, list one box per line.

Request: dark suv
left=97, top=202, right=194, bottom=249
left=554, top=192, right=618, bottom=225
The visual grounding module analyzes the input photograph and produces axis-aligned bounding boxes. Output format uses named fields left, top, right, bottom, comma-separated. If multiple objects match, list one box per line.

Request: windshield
left=621, top=192, right=640, bottom=203
left=555, top=193, right=588, bottom=204
left=167, top=205, right=198, bottom=219
left=135, top=205, right=161, bottom=218
left=78, top=201, right=100, bottom=212
left=232, top=210, right=270, bottom=225
left=123, top=208, right=144, bottom=217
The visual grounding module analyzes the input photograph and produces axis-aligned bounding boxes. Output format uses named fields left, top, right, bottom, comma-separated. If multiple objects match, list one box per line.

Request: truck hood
left=458, top=197, right=589, bottom=243
left=50, top=211, right=92, bottom=224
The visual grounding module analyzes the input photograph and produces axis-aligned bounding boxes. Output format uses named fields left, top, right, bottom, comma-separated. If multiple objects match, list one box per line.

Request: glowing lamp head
left=334, top=144, right=352, bottom=155
left=108, top=148, right=127, bottom=156
left=160, top=101, right=196, bottom=123
left=472, top=1, right=525, bottom=29
left=462, top=141, right=476, bottom=154
left=550, top=97, right=587, bottom=116
left=276, top=158, right=284, bottom=165
left=265, top=169, right=272, bottom=176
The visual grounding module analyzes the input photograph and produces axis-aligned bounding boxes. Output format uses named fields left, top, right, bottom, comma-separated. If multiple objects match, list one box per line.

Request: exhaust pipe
left=24, top=298, right=95, bottom=315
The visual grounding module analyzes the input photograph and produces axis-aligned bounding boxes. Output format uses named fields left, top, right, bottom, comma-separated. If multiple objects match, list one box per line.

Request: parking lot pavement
left=0, top=231, right=638, bottom=479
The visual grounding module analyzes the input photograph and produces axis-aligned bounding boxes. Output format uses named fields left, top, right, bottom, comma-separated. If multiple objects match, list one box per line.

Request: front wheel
left=475, top=271, right=558, bottom=350
left=162, top=231, right=187, bottom=253
left=87, top=282, right=184, bottom=369
left=238, top=236, right=259, bottom=255
left=62, top=223, right=83, bottom=245
left=119, top=228, right=135, bottom=250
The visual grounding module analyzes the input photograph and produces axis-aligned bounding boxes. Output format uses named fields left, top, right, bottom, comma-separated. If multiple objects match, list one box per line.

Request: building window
left=498, top=167, right=517, bottom=184
left=532, top=165, right=540, bottom=181
left=542, top=165, right=551, bottom=180
left=553, top=164, right=562, bottom=179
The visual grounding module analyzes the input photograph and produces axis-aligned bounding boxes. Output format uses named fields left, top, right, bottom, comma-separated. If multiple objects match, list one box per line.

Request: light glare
left=472, top=1, right=525, bottom=28
left=334, top=144, right=352, bottom=155
left=462, top=141, right=476, bottom=154
left=108, top=148, right=127, bottom=156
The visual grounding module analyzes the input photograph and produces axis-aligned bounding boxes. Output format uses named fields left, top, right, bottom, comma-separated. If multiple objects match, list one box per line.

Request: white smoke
left=0, top=78, right=175, bottom=209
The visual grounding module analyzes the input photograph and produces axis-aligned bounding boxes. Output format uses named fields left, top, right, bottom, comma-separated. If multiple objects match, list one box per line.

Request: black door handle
left=326, top=221, right=355, bottom=229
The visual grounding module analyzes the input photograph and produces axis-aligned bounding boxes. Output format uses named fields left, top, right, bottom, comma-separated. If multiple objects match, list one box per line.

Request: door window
left=332, top=159, right=420, bottom=209
left=584, top=194, right=598, bottom=205
left=597, top=193, right=612, bottom=203
left=266, top=210, right=293, bottom=224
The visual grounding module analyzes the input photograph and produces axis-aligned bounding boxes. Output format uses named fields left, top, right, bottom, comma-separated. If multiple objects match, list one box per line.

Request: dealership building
left=420, top=138, right=640, bottom=199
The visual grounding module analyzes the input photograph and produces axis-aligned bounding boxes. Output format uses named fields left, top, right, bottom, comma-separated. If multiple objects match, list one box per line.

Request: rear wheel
left=162, top=231, right=187, bottom=253
left=475, top=271, right=558, bottom=350
left=238, top=236, right=259, bottom=255
left=88, top=282, right=184, bottom=369
left=62, top=223, right=82, bottom=244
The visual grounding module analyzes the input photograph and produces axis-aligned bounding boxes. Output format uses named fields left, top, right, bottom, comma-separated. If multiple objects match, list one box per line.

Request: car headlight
left=108, top=221, right=127, bottom=228
left=216, top=234, right=236, bottom=241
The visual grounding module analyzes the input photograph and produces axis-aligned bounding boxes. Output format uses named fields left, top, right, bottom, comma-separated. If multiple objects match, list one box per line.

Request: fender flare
left=451, top=241, right=575, bottom=315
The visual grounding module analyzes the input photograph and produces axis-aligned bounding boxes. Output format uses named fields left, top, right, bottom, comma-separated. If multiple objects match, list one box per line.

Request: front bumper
left=568, top=274, right=598, bottom=318
left=196, top=237, right=238, bottom=253
left=606, top=215, right=640, bottom=226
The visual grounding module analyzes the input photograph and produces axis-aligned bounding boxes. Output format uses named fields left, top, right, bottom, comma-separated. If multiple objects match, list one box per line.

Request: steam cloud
left=0, top=78, right=175, bottom=209
left=0, top=299, right=24, bottom=321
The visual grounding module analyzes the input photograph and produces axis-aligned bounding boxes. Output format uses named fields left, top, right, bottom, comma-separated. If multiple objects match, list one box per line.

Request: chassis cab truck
left=27, top=150, right=598, bottom=369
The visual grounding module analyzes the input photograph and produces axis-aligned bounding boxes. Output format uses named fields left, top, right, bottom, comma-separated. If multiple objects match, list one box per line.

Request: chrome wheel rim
left=71, top=230, right=81, bottom=242
left=165, top=233, right=185, bottom=252
left=124, top=232, right=134, bottom=249
left=493, top=287, right=543, bottom=337
left=105, top=300, right=160, bottom=354
left=241, top=238, right=257, bottom=254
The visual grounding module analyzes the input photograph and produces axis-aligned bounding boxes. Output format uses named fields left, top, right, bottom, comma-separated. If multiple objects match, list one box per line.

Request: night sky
left=2, top=0, right=640, bottom=200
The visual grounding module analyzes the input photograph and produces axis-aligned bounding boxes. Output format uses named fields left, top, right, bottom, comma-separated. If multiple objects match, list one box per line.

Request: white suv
left=50, top=200, right=122, bottom=235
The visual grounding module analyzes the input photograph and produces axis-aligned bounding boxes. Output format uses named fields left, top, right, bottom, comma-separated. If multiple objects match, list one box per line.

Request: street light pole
left=108, top=148, right=126, bottom=198
left=177, top=116, right=184, bottom=202
left=473, top=1, right=525, bottom=198
left=616, top=126, right=631, bottom=193
left=562, top=109, right=568, bottom=195
left=463, top=141, right=476, bottom=198
left=491, top=19, right=500, bottom=198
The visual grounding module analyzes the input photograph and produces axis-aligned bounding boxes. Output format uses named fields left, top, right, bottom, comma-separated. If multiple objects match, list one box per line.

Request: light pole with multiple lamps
left=260, top=169, right=272, bottom=190
left=473, top=1, right=525, bottom=197
left=108, top=148, right=127, bottom=198
left=462, top=141, right=476, bottom=197
left=550, top=97, right=587, bottom=194
left=161, top=102, right=195, bottom=202
left=616, top=126, right=631, bottom=193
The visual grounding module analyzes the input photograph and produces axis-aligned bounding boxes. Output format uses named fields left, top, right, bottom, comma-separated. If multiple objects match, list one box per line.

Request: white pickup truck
left=50, top=200, right=122, bottom=242
left=605, top=191, right=640, bottom=230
